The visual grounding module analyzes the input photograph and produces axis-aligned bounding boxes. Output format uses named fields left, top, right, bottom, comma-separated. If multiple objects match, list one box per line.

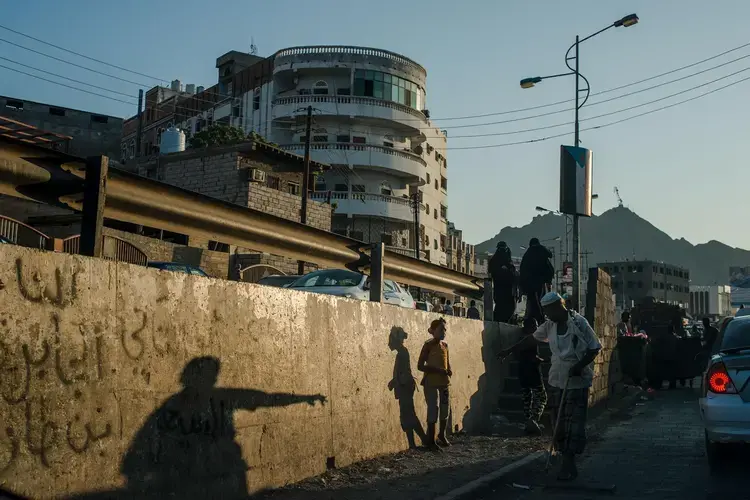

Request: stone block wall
left=0, top=244, right=514, bottom=499
left=586, top=267, right=622, bottom=407
left=247, top=184, right=331, bottom=232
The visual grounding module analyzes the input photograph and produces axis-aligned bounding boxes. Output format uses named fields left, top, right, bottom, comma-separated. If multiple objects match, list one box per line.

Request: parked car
left=287, top=269, right=415, bottom=308
left=147, top=261, right=208, bottom=277
left=735, top=307, right=750, bottom=318
left=699, top=315, right=750, bottom=472
left=415, top=301, right=434, bottom=312
left=257, top=274, right=300, bottom=288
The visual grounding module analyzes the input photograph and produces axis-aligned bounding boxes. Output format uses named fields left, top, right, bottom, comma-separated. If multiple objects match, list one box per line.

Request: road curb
left=433, top=385, right=646, bottom=500
left=433, top=450, right=546, bottom=500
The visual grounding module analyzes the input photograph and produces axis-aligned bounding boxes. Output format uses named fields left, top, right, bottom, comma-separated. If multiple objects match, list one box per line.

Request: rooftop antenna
left=250, top=37, right=258, bottom=55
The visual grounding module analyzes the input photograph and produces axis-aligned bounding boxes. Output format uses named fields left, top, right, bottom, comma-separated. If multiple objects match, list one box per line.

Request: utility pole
left=297, top=105, right=313, bottom=275
left=135, top=89, right=144, bottom=159
left=411, top=190, right=422, bottom=260
left=572, top=34, right=582, bottom=315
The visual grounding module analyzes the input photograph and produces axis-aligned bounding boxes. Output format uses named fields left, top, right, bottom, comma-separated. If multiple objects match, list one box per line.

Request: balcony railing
left=0, top=215, right=51, bottom=249
left=310, top=191, right=414, bottom=208
left=278, top=142, right=427, bottom=167
left=273, top=45, right=426, bottom=75
left=61, top=234, right=148, bottom=266
left=273, top=95, right=427, bottom=121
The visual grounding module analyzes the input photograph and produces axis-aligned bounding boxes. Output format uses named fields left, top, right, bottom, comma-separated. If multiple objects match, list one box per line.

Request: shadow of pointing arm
left=220, top=389, right=327, bottom=410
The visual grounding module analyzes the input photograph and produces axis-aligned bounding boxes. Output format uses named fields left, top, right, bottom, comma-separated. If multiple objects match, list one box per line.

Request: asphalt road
left=472, top=385, right=749, bottom=500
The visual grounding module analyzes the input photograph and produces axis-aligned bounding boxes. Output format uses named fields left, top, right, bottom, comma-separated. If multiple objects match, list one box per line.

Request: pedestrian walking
left=519, top=238, right=554, bottom=324
left=498, top=317, right=547, bottom=435
left=497, top=292, right=601, bottom=480
left=702, top=317, right=719, bottom=353
left=489, top=241, right=519, bottom=323
left=467, top=300, right=481, bottom=320
left=442, top=299, right=454, bottom=316
left=418, top=318, right=452, bottom=448
left=617, top=311, right=632, bottom=338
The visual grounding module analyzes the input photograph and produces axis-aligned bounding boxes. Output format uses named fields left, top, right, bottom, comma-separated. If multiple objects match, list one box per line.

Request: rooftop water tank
left=160, top=127, right=186, bottom=154
left=197, top=86, right=205, bottom=93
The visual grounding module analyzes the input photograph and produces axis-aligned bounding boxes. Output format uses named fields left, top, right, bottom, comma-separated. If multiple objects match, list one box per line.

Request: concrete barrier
left=0, top=245, right=516, bottom=499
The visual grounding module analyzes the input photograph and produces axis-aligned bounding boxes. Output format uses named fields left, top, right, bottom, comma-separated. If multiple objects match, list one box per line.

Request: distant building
left=598, top=260, right=690, bottom=309
left=1, top=95, right=123, bottom=158
left=446, top=222, right=475, bottom=275
left=689, top=285, right=732, bottom=318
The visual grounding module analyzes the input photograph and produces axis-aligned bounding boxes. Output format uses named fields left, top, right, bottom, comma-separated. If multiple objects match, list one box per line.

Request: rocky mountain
left=475, top=206, right=748, bottom=285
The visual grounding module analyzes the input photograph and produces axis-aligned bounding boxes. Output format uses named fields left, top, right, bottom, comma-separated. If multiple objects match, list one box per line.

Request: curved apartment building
left=270, top=46, right=449, bottom=266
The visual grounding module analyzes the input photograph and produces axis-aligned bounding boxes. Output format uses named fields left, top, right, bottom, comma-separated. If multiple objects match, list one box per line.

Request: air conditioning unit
left=249, top=168, right=266, bottom=183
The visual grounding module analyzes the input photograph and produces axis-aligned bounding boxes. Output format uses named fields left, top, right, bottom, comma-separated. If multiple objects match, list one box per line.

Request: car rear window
left=720, top=319, right=750, bottom=351
left=291, top=270, right=363, bottom=288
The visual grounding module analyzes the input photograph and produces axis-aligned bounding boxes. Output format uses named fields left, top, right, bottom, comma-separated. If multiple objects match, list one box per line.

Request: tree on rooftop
left=188, top=124, right=247, bottom=149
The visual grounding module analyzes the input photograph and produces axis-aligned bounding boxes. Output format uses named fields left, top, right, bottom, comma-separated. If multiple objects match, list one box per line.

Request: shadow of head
left=389, top=326, right=408, bottom=350
left=180, top=356, right=220, bottom=391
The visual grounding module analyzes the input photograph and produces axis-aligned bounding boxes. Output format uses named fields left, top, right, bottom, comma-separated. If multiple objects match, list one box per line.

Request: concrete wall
left=0, top=244, right=512, bottom=499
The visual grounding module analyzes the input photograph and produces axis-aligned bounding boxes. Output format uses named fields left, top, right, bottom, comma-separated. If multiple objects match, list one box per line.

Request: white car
left=287, top=269, right=415, bottom=308
left=699, top=315, right=750, bottom=472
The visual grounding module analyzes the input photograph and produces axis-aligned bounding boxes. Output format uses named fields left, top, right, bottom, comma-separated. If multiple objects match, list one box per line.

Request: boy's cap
left=429, top=318, right=446, bottom=330
left=540, top=292, right=562, bottom=307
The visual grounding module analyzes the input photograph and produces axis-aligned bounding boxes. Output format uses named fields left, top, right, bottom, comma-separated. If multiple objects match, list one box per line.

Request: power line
left=447, top=72, right=750, bottom=150
left=0, top=63, right=136, bottom=105
left=0, top=37, right=152, bottom=88
left=0, top=56, right=138, bottom=100
left=440, top=53, right=750, bottom=131
left=0, top=24, right=168, bottom=83
left=428, top=40, right=750, bottom=122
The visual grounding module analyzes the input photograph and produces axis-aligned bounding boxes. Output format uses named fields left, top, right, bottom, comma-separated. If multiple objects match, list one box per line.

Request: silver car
left=699, top=315, right=750, bottom=471
left=287, top=269, right=415, bottom=308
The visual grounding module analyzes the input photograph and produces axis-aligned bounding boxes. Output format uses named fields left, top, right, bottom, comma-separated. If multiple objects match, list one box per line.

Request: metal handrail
left=278, top=142, right=427, bottom=167
left=60, top=234, right=148, bottom=266
left=0, top=215, right=50, bottom=249
left=0, top=137, right=481, bottom=297
left=273, top=45, right=426, bottom=75
left=273, top=95, right=427, bottom=121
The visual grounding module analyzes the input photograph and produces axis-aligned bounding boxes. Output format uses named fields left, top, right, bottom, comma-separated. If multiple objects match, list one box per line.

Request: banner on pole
left=559, top=145, right=593, bottom=216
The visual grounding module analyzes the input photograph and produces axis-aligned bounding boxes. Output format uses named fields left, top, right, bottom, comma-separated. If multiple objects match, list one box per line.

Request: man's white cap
left=540, top=292, right=562, bottom=307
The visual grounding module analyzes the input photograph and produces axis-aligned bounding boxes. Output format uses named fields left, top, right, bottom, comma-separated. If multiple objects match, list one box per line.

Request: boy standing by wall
left=418, top=318, right=452, bottom=448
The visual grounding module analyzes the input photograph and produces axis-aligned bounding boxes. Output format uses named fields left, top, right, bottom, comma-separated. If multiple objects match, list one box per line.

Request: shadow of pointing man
left=388, top=327, right=427, bottom=449
left=121, top=356, right=326, bottom=499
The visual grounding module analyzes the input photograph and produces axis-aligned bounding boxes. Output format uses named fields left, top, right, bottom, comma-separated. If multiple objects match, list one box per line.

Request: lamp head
left=520, top=77, right=542, bottom=89
left=615, top=13, right=639, bottom=28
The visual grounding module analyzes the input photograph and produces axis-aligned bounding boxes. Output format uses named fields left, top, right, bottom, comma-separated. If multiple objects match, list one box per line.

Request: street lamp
left=520, top=14, right=639, bottom=312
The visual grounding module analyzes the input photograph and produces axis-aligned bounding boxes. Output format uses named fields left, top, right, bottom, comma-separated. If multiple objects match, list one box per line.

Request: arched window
left=157, top=127, right=165, bottom=145
left=313, top=81, right=329, bottom=95
left=315, top=175, right=327, bottom=192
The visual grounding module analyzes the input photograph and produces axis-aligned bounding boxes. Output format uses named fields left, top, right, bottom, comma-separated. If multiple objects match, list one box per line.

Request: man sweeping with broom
left=499, top=292, right=601, bottom=481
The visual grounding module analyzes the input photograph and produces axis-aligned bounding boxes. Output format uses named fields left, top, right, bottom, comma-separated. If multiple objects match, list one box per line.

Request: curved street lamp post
left=521, top=13, right=639, bottom=311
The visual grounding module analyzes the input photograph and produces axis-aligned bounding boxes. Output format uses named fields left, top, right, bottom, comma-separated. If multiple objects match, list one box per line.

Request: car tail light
left=706, top=361, right=737, bottom=394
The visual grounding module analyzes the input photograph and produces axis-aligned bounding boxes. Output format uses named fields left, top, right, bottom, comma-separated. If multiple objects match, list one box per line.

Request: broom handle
left=546, top=376, right=571, bottom=468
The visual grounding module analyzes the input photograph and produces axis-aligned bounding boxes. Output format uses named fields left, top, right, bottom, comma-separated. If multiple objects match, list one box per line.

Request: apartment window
left=659, top=267, right=664, bottom=274
left=352, top=136, right=366, bottom=144
left=336, top=87, right=351, bottom=95
left=383, top=141, right=394, bottom=148
left=313, top=135, right=328, bottom=142
left=425, top=203, right=430, bottom=214
left=232, top=104, right=241, bottom=118
left=432, top=209, right=436, bottom=219
left=351, top=184, right=365, bottom=193
left=440, top=176, right=448, bottom=191
left=434, top=179, right=438, bottom=190
left=49, top=107, right=65, bottom=117
left=334, top=183, right=348, bottom=192
left=380, top=182, right=392, bottom=196
left=314, top=179, right=326, bottom=191
left=5, top=99, right=23, bottom=110
left=253, top=88, right=261, bottom=110
left=91, top=114, right=109, bottom=124
left=426, top=173, right=431, bottom=183
left=287, top=182, right=300, bottom=196
left=434, top=239, right=438, bottom=250
left=353, top=69, right=420, bottom=109
left=208, top=241, right=230, bottom=253
left=266, top=175, right=280, bottom=190
left=440, top=205, right=447, bottom=219
left=313, top=81, right=329, bottom=95
left=299, top=88, right=311, bottom=95
left=637, top=265, right=643, bottom=272
left=653, top=281, right=658, bottom=289
left=659, top=282, right=665, bottom=289
left=336, top=135, right=349, bottom=143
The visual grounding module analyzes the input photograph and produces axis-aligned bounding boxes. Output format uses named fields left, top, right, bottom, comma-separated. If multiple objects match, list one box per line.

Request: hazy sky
left=2, top=1, right=749, bottom=249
